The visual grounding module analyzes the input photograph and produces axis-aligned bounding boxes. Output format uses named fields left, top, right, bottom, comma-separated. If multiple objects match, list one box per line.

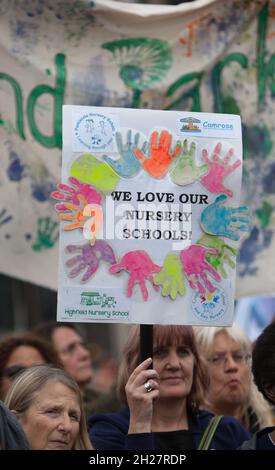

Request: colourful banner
left=0, top=0, right=274, bottom=298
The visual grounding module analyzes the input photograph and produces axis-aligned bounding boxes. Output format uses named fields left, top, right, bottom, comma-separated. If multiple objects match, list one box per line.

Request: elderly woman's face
left=206, top=331, right=250, bottom=411
left=18, top=382, right=81, bottom=450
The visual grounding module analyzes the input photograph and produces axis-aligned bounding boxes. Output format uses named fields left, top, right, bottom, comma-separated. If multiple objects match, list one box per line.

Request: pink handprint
left=200, top=143, right=241, bottom=197
left=51, top=176, right=102, bottom=212
left=65, top=241, right=116, bottom=282
left=109, top=250, right=161, bottom=301
left=133, top=130, right=181, bottom=179
left=180, top=245, right=222, bottom=293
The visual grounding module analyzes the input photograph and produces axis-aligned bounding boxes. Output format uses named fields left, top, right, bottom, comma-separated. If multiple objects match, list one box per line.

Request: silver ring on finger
left=144, top=381, right=153, bottom=393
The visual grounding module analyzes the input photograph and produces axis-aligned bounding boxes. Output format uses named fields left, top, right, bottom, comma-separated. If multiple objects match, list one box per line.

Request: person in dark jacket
left=88, top=325, right=250, bottom=450
left=0, top=400, right=30, bottom=450
left=240, top=322, right=275, bottom=450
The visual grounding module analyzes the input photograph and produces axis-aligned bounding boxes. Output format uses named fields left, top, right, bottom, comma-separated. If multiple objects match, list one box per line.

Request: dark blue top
left=88, top=407, right=251, bottom=450
left=239, top=427, right=275, bottom=450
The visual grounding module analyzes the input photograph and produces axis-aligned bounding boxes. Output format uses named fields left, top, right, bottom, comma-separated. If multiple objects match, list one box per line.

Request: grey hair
left=194, top=325, right=274, bottom=430
left=5, top=364, right=93, bottom=450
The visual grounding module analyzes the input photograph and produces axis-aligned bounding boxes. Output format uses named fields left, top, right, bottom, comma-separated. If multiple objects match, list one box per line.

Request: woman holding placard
left=88, top=324, right=250, bottom=450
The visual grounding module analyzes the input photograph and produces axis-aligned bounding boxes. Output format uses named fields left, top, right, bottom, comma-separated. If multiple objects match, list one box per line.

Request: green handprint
left=153, top=253, right=185, bottom=300
left=70, top=153, right=119, bottom=192
left=197, top=233, right=237, bottom=278
left=32, top=217, right=59, bottom=252
left=170, top=139, right=207, bottom=186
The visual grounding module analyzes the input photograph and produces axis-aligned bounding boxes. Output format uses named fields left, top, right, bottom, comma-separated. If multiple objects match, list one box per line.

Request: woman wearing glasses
left=88, top=325, right=250, bottom=450
left=194, top=325, right=274, bottom=432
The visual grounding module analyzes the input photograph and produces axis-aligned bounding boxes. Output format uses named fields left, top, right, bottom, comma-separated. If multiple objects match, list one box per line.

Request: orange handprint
left=134, top=130, right=181, bottom=179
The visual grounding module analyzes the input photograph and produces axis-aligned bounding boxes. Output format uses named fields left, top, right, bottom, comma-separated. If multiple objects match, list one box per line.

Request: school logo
left=74, top=113, right=117, bottom=151
left=177, top=116, right=202, bottom=134
left=191, top=287, right=227, bottom=322
left=80, top=291, right=117, bottom=308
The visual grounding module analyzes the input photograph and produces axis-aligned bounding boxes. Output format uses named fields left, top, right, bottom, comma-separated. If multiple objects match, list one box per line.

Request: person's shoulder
left=196, top=408, right=215, bottom=425
left=218, top=415, right=251, bottom=440
left=239, top=427, right=275, bottom=450
left=197, top=409, right=251, bottom=445
left=88, top=407, right=129, bottom=431
left=220, top=415, right=248, bottom=429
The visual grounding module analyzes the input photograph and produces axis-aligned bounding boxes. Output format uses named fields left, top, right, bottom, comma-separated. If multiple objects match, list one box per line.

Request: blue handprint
left=7, top=151, right=27, bottom=181
left=31, top=179, right=56, bottom=202
left=0, top=208, right=12, bottom=227
left=103, top=130, right=142, bottom=178
left=238, top=225, right=272, bottom=277
left=200, top=194, right=250, bottom=241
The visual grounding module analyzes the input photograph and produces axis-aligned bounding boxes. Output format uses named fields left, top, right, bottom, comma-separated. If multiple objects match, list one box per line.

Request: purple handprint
left=109, top=250, right=161, bottom=301
left=65, top=240, right=116, bottom=282
left=180, top=245, right=221, bottom=293
left=200, top=142, right=241, bottom=197
left=51, top=176, right=102, bottom=212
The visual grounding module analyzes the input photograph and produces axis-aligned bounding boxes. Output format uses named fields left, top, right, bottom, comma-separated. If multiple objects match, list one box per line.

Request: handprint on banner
left=200, top=142, right=241, bottom=197
left=200, top=194, right=250, bottom=241
left=102, top=130, right=142, bottom=178
left=70, top=153, right=119, bottom=192
left=32, top=217, right=59, bottom=252
left=31, top=179, right=56, bottom=203
left=180, top=245, right=221, bottom=293
left=153, top=253, right=185, bottom=300
left=133, top=130, right=181, bottom=179
left=197, top=234, right=237, bottom=278
left=170, top=140, right=207, bottom=186
left=65, top=241, right=116, bottom=283
left=109, top=250, right=161, bottom=301
left=7, top=150, right=27, bottom=182
left=0, top=208, right=12, bottom=228
left=51, top=176, right=102, bottom=212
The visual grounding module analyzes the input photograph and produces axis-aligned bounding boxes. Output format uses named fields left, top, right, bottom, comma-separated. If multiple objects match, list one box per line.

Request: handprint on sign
left=109, top=250, right=161, bottom=301
left=197, top=234, right=237, bottom=279
left=170, top=139, right=207, bottom=186
left=180, top=245, right=221, bottom=293
left=51, top=176, right=102, bottom=212
left=133, top=130, right=181, bottom=179
left=58, top=194, right=88, bottom=230
left=70, top=153, right=119, bottom=192
left=103, top=130, right=142, bottom=178
left=153, top=253, right=185, bottom=300
left=200, top=195, right=250, bottom=241
left=200, top=142, right=241, bottom=197
left=65, top=241, right=116, bottom=283
left=58, top=195, right=102, bottom=245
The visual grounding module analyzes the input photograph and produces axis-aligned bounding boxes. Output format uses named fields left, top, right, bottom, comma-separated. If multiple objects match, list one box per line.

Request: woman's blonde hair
left=5, top=364, right=93, bottom=450
left=194, top=324, right=274, bottom=430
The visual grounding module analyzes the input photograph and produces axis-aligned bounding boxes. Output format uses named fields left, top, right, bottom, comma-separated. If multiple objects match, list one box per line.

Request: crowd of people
left=0, top=320, right=274, bottom=450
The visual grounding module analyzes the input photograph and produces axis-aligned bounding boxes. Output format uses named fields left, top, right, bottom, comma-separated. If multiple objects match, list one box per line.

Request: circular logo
left=74, top=113, right=116, bottom=151
left=191, top=286, right=227, bottom=322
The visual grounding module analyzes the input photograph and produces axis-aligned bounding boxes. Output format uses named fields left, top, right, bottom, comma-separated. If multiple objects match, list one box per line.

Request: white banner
left=0, top=0, right=274, bottom=298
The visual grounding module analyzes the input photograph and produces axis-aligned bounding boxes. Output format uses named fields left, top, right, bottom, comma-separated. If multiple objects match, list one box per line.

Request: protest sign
left=56, top=105, right=247, bottom=325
